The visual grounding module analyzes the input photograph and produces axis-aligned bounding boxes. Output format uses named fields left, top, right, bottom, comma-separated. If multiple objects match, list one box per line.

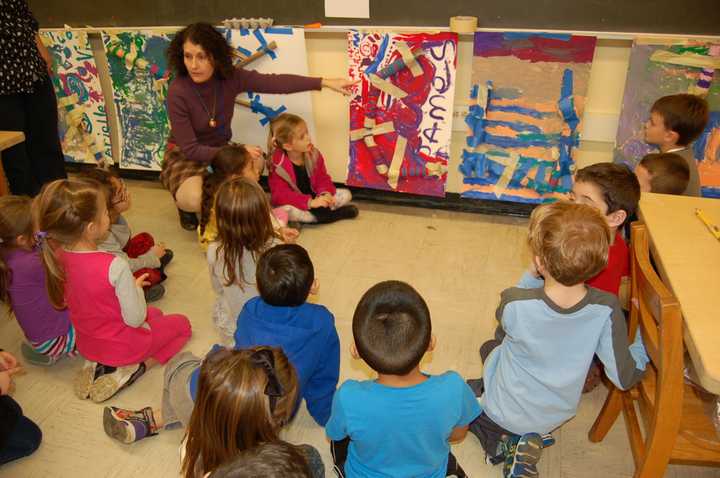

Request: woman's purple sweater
left=167, top=68, right=322, bottom=163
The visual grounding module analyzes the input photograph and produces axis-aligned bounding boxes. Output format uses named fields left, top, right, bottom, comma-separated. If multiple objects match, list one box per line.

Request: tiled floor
left=1, top=180, right=718, bottom=477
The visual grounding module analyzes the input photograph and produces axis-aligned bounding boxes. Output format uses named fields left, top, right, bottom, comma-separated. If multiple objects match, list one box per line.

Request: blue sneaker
left=503, top=432, right=544, bottom=478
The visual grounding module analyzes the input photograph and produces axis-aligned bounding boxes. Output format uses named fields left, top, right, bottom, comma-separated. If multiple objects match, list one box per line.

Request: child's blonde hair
left=528, top=201, right=610, bottom=286
left=0, top=196, right=34, bottom=303
left=214, top=177, right=277, bottom=289
left=33, top=178, right=105, bottom=308
left=182, top=346, right=299, bottom=478
left=267, top=113, right=317, bottom=167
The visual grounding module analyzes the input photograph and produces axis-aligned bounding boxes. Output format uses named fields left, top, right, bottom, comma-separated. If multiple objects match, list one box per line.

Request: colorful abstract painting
left=615, top=39, right=720, bottom=198
left=347, top=31, right=458, bottom=197
left=221, top=27, right=316, bottom=147
left=40, top=30, right=112, bottom=165
left=102, top=30, right=173, bottom=171
left=460, top=32, right=597, bottom=203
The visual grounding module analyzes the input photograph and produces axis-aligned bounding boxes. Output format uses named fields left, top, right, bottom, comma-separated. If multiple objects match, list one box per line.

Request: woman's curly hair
left=166, top=22, right=235, bottom=79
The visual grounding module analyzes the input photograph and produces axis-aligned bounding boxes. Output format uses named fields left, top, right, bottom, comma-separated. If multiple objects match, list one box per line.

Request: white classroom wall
left=77, top=30, right=634, bottom=194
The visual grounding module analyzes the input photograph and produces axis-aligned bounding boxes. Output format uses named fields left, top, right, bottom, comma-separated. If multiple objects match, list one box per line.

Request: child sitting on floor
left=102, top=346, right=324, bottom=478
left=79, top=168, right=172, bottom=302
left=467, top=202, right=648, bottom=478
left=0, top=196, right=77, bottom=365
left=326, top=280, right=480, bottom=478
left=207, top=177, right=281, bottom=342
left=198, top=144, right=298, bottom=251
left=231, top=243, right=340, bottom=427
left=34, top=179, right=191, bottom=403
left=634, top=152, right=690, bottom=195
left=209, top=441, right=314, bottom=478
left=268, top=113, right=358, bottom=224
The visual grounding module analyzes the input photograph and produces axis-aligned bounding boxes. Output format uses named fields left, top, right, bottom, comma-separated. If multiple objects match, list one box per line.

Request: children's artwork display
left=615, top=39, right=720, bottom=198
left=102, top=30, right=174, bottom=171
left=40, top=30, right=112, bottom=166
left=460, top=32, right=597, bottom=203
left=347, top=31, right=458, bottom=197
left=221, top=27, right=316, bottom=147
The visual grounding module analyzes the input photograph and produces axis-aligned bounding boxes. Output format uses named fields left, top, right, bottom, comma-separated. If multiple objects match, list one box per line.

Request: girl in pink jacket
left=268, top=113, right=358, bottom=224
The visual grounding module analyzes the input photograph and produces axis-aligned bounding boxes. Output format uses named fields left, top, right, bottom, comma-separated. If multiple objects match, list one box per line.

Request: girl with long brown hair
left=34, top=179, right=191, bottom=403
left=207, top=177, right=280, bottom=342
left=0, top=195, right=76, bottom=365
left=102, top=346, right=324, bottom=477
left=197, top=144, right=298, bottom=252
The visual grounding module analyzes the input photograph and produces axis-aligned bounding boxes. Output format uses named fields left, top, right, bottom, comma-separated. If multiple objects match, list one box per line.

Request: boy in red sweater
left=571, top=162, right=641, bottom=392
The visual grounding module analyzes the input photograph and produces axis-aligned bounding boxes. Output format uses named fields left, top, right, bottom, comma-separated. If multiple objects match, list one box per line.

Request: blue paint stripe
left=265, top=27, right=293, bottom=35
left=364, top=34, right=389, bottom=76
left=487, top=104, right=554, bottom=119
left=236, top=46, right=253, bottom=57
left=484, top=120, right=542, bottom=134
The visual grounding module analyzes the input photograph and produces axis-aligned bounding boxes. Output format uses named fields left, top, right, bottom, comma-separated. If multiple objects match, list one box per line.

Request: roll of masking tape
left=450, top=16, right=478, bottom=34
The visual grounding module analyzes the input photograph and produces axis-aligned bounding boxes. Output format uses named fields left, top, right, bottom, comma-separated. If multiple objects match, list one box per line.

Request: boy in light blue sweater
left=468, top=201, right=648, bottom=478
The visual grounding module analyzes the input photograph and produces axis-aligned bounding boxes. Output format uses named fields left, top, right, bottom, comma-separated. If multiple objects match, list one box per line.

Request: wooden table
left=639, top=192, right=720, bottom=394
left=0, top=131, right=26, bottom=196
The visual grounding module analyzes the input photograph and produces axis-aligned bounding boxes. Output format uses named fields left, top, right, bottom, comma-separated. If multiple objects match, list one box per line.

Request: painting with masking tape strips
left=102, top=30, right=174, bottom=171
left=40, top=30, right=112, bottom=166
left=460, top=32, right=596, bottom=203
left=615, top=38, right=720, bottom=198
left=347, top=31, right=458, bottom=197
left=220, top=27, right=316, bottom=148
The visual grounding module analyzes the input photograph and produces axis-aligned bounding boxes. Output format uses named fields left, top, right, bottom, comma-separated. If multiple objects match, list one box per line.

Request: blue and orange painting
left=460, top=32, right=597, bottom=203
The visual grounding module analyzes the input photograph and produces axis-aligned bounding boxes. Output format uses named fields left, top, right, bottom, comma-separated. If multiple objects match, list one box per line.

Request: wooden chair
left=588, top=222, right=720, bottom=477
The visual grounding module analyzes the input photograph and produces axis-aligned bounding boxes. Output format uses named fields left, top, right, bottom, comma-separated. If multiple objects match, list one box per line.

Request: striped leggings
left=30, top=326, right=78, bottom=359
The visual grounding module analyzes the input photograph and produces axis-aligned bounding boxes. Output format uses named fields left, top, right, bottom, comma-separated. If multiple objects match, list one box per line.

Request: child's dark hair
left=575, top=163, right=640, bottom=225
left=200, top=144, right=253, bottom=235
left=214, top=177, right=276, bottom=289
left=256, top=244, right=314, bottom=307
left=77, top=167, right=117, bottom=213
left=209, top=441, right=311, bottom=478
left=352, top=280, right=431, bottom=375
left=639, top=153, right=690, bottom=195
left=0, top=196, right=34, bottom=303
left=651, top=94, right=709, bottom=146
left=166, top=22, right=235, bottom=79
left=34, top=179, right=105, bottom=308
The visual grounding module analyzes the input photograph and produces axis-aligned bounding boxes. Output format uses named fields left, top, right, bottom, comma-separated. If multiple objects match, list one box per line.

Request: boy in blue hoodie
left=235, top=244, right=340, bottom=426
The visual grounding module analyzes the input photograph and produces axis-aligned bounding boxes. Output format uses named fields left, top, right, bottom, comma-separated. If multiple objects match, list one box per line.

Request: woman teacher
left=161, top=22, right=353, bottom=230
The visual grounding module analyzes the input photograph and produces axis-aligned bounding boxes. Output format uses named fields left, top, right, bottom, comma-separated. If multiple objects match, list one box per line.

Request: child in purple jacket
left=268, top=113, right=358, bottom=224
left=0, top=196, right=76, bottom=366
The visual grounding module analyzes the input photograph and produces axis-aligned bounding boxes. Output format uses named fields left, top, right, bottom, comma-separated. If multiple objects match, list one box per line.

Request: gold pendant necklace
left=192, top=82, right=218, bottom=128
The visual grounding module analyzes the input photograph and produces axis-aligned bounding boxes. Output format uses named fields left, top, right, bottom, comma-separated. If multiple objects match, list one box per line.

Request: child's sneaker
left=159, top=249, right=174, bottom=271
left=144, top=284, right=165, bottom=303
left=502, top=433, right=544, bottom=478
left=21, top=342, right=56, bottom=366
left=89, top=363, right=147, bottom=403
left=73, top=360, right=98, bottom=399
left=103, top=406, right=158, bottom=444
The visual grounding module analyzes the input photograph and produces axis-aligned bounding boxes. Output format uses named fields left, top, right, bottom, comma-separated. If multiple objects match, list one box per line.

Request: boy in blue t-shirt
left=325, top=281, right=481, bottom=478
